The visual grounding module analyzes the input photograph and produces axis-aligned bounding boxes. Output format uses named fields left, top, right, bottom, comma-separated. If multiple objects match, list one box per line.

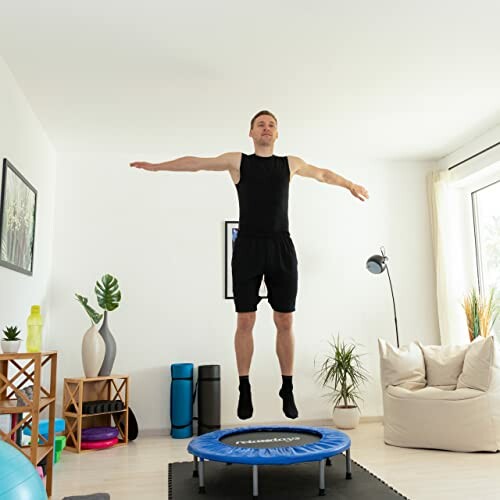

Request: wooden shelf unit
left=63, top=375, right=129, bottom=453
left=0, top=351, right=58, bottom=498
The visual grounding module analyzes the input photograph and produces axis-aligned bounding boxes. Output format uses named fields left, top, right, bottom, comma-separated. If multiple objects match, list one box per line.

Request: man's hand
left=348, top=183, right=369, bottom=201
left=130, top=161, right=158, bottom=171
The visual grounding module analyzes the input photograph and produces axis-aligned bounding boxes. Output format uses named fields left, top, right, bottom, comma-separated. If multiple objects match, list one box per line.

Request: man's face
left=249, top=115, right=278, bottom=147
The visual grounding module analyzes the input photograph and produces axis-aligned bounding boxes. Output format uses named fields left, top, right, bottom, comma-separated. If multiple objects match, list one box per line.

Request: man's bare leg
left=274, top=311, right=295, bottom=375
left=274, top=311, right=299, bottom=419
left=235, top=312, right=256, bottom=419
left=235, top=312, right=256, bottom=376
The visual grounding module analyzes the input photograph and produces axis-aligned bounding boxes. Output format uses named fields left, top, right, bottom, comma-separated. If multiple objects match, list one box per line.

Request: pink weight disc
left=81, top=437, right=119, bottom=450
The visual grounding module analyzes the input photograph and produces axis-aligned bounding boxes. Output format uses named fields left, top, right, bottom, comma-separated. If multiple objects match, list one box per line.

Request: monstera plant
left=76, top=274, right=122, bottom=377
left=75, top=295, right=103, bottom=325
left=95, top=274, right=122, bottom=312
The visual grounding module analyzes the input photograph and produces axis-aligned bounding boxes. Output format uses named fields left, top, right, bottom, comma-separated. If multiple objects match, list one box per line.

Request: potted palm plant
left=1, top=326, right=23, bottom=353
left=315, top=335, right=369, bottom=429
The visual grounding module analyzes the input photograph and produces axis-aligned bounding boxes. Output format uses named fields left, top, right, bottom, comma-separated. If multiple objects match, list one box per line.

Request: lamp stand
left=385, top=264, right=400, bottom=348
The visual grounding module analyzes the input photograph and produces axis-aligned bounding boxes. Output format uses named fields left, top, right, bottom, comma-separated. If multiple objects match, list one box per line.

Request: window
left=472, top=180, right=500, bottom=295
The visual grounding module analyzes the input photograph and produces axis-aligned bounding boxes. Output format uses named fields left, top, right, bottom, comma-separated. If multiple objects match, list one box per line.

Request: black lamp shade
left=366, top=254, right=386, bottom=274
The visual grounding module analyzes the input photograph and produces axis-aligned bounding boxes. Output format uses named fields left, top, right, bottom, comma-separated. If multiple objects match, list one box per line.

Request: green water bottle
left=27, top=305, right=43, bottom=352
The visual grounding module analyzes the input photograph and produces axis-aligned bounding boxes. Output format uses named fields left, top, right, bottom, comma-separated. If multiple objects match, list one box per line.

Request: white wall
left=0, top=55, right=443, bottom=429
left=0, top=56, right=56, bottom=346
left=49, top=149, right=439, bottom=430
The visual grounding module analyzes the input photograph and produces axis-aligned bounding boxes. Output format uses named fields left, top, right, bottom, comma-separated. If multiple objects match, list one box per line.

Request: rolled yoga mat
left=197, top=365, right=221, bottom=435
left=170, top=363, right=194, bottom=439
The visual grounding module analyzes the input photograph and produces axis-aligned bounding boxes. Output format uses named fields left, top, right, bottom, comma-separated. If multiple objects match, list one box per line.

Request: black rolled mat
left=168, top=454, right=409, bottom=499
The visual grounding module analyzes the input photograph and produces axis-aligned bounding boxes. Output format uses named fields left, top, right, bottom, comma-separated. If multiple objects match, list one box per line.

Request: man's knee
left=237, top=312, right=256, bottom=332
left=273, top=311, right=293, bottom=331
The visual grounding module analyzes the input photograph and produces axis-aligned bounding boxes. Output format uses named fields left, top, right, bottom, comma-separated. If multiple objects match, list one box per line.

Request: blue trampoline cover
left=187, top=425, right=351, bottom=465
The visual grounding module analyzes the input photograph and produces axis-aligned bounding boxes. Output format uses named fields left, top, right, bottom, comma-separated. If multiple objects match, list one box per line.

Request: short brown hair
left=250, top=110, right=278, bottom=129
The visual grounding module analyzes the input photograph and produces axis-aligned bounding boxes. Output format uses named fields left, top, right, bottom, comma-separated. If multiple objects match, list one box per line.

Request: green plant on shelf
left=2, top=326, right=22, bottom=341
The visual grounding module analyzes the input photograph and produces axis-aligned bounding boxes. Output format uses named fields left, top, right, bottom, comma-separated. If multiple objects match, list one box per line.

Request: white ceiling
left=1, top=0, right=500, bottom=160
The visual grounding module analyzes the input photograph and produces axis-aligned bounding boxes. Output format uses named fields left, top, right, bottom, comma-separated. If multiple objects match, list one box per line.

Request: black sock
left=279, top=375, right=298, bottom=419
left=237, top=376, right=253, bottom=420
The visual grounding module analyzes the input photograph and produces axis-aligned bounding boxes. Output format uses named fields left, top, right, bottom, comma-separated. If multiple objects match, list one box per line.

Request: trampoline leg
left=346, top=448, right=352, bottom=480
left=319, top=459, right=326, bottom=496
left=199, top=458, right=206, bottom=493
left=193, top=456, right=199, bottom=478
left=326, top=457, right=332, bottom=467
left=252, top=465, right=259, bottom=498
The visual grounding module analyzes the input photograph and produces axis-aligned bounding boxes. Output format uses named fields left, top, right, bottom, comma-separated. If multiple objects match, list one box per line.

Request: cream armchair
left=378, top=335, right=500, bottom=452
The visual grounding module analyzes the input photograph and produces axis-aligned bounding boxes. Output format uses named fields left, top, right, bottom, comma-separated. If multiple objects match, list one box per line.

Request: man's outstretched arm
left=289, top=156, right=369, bottom=202
left=130, top=152, right=241, bottom=173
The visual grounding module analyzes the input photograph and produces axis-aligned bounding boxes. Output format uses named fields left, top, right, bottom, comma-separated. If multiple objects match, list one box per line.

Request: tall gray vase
left=98, top=311, right=117, bottom=376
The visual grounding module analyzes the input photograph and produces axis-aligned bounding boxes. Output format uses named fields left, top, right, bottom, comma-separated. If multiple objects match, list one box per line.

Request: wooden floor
left=53, top=422, right=500, bottom=500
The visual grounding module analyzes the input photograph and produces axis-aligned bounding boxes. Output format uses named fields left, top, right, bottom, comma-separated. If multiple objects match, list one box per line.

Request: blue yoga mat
left=170, top=363, right=194, bottom=439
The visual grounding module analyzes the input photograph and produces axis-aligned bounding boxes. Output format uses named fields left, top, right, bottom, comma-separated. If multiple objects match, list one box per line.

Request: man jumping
left=130, top=110, right=369, bottom=420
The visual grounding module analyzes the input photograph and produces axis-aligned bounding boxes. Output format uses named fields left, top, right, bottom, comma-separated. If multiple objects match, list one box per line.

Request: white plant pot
left=82, top=324, right=106, bottom=377
left=333, top=406, right=360, bottom=429
left=1, top=340, right=21, bottom=353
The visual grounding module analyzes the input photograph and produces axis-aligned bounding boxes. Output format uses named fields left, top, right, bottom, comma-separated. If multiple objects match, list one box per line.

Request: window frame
left=471, top=178, right=500, bottom=295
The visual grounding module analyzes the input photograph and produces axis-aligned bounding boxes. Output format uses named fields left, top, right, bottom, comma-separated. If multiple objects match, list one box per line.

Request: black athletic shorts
left=231, top=231, right=298, bottom=313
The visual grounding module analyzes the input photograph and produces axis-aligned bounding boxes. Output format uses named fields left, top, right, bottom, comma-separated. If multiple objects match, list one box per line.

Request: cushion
left=418, top=342, right=468, bottom=387
left=378, top=338, right=426, bottom=390
left=457, top=336, right=495, bottom=391
left=386, top=385, right=483, bottom=401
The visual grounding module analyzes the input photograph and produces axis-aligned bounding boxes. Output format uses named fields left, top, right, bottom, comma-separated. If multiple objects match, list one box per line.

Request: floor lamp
left=366, top=246, right=400, bottom=348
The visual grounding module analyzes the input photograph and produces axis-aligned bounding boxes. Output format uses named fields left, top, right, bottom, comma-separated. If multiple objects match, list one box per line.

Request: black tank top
left=235, top=153, right=290, bottom=235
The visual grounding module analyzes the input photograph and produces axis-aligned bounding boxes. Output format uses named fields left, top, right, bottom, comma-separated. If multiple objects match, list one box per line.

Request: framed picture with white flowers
left=0, top=159, right=37, bottom=275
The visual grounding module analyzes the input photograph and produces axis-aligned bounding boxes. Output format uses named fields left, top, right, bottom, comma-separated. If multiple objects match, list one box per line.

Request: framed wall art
left=0, top=159, right=37, bottom=275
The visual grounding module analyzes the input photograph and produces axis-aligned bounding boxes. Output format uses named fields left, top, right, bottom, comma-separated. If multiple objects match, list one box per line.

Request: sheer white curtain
left=427, top=170, right=469, bottom=344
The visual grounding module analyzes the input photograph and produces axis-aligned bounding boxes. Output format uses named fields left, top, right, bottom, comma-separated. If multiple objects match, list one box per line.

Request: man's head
left=249, top=110, right=278, bottom=148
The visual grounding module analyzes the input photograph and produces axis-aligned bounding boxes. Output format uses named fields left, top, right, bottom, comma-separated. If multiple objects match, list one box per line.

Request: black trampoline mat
left=169, top=455, right=409, bottom=499
left=220, top=429, right=321, bottom=448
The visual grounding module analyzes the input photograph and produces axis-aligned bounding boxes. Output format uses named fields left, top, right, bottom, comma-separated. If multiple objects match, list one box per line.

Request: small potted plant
left=1, top=326, right=23, bottom=353
left=315, top=335, right=369, bottom=429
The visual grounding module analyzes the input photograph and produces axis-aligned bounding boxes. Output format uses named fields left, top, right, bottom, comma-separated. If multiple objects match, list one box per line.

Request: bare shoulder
left=220, top=152, right=242, bottom=172
left=221, top=152, right=242, bottom=185
left=287, top=155, right=307, bottom=176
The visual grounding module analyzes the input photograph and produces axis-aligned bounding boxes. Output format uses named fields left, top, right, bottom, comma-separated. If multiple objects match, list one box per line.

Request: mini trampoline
left=187, top=425, right=352, bottom=497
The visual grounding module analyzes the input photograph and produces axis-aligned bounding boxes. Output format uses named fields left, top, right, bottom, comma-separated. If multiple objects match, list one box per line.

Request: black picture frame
left=0, top=159, right=37, bottom=275
left=224, top=220, right=267, bottom=300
